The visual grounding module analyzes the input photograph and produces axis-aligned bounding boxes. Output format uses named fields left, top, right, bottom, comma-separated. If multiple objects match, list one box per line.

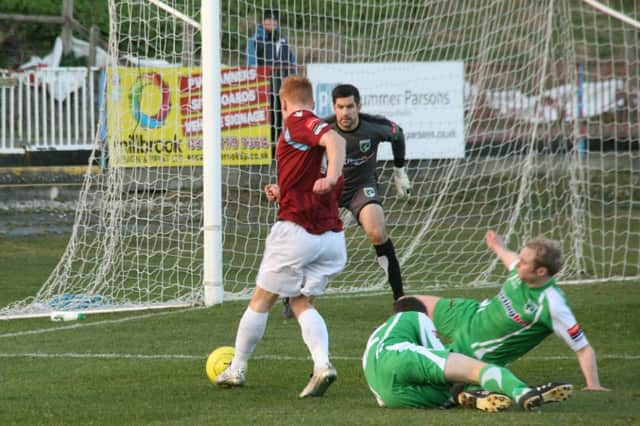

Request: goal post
left=1, top=0, right=639, bottom=319
left=201, top=0, right=223, bottom=306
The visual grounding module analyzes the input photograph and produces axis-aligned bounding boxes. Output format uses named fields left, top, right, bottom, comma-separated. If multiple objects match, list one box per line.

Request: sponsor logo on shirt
left=359, top=139, right=371, bottom=152
left=567, top=323, right=584, bottom=342
left=498, top=289, right=530, bottom=326
left=345, top=153, right=375, bottom=166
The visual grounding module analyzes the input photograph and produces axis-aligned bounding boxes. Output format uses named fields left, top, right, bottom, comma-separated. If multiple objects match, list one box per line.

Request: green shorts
left=365, top=343, right=451, bottom=408
left=432, top=297, right=479, bottom=356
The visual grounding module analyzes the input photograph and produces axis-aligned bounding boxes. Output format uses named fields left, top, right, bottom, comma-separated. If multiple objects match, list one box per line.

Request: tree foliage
left=0, top=0, right=109, bottom=69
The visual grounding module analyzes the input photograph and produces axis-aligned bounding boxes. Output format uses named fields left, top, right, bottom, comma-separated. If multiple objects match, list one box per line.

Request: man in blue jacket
left=247, top=9, right=297, bottom=148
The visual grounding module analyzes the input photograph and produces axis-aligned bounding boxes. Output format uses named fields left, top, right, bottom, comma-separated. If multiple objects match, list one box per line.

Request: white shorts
left=256, top=220, right=347, bottom=297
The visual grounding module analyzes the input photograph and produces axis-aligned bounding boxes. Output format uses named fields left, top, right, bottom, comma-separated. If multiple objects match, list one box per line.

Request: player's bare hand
left=264, top=184, right=280, bottom=202
left=485, top=230, right=505, bottom=250
left=582, top=385, right=610, bottom=391
left=313, top=177, right=335, bottom=194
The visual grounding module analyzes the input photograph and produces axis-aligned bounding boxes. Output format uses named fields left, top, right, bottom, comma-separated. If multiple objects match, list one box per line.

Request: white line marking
left=0, top=291, right=426, bottom=339
left=0, top=307, right=207, bottom=339
left=0, top=352, right=638, bottom=361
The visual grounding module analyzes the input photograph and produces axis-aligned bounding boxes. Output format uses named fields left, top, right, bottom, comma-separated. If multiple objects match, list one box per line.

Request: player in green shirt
left=415, top=230, right=607, bottom=391
left=363, top=296, right=573, bottom=410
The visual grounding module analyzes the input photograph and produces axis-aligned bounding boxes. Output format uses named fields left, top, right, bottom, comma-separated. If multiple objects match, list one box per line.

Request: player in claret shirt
left=414, top=230, right=608, bottom=392
left=216, top=76, right=347, bottom=399
left=281, top=83, right=409, bottom=319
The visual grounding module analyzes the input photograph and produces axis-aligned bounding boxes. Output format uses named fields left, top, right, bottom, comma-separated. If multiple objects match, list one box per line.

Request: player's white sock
left=297, top=308, right=330, bottom=370
left=231, top=307, right=268, bottom=371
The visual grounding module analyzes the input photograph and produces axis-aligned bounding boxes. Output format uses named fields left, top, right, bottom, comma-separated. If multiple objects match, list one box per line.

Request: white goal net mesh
left=2, top=0, right=638, bottom=318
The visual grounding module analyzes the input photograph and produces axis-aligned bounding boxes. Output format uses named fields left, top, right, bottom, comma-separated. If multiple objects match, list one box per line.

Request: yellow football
left=205, top=346, right=235, bottom=383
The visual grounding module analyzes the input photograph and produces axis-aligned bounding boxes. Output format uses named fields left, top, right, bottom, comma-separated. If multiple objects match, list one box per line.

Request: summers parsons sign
left=361, top=91, right=451, bottom=107
left=308, top=62, right=465, bottom=160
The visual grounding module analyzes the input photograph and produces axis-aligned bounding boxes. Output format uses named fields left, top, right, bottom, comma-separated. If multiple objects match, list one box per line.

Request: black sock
left=374, top=239, right=404, bottom=300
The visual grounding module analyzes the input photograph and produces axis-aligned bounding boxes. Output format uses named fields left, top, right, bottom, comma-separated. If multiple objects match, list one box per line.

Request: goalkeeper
left=329, top=84, right=409, bottom=301
left=328, top=84, right=410, bottom=301
left=363, top=296, right=573, bottom=410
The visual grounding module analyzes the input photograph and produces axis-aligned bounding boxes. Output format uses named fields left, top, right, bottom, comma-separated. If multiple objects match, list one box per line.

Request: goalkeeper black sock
left=374, top=239, right=404, bottom=300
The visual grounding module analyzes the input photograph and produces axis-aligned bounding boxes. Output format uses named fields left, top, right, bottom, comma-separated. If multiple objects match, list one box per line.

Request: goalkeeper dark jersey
left=324, top=113, right=406, bottom=192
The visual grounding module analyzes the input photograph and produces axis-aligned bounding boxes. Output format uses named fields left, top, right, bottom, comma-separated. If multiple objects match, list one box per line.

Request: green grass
left=1, top=235, right=639, bottom=425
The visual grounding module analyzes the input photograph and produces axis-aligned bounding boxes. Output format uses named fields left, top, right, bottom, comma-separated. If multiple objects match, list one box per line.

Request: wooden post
left=62, top=0, right=74, bottom=54
left=88, top=25, right=100, bottom=69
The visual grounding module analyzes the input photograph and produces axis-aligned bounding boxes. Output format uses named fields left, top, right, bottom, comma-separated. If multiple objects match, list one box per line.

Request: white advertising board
left=307, top=62, right=465, bottom=159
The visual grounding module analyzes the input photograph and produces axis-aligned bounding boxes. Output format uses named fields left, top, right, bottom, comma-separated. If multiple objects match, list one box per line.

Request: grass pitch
left=0, top=235, right=639, bottom=425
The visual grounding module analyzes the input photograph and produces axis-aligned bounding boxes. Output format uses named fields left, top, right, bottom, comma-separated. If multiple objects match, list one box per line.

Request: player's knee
left=249, top=285, right=279, bottom=312
left=367, top=229, right=388, bottom=246
left=290, top=295, right=315, bottom=317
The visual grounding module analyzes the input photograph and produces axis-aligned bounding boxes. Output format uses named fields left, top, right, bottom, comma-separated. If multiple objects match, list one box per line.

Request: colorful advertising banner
left=107, top=66, right=272, bottom=167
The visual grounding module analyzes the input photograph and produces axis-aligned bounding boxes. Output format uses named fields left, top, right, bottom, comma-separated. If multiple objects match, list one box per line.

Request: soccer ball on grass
left=205, top=346, right=235, bottom=383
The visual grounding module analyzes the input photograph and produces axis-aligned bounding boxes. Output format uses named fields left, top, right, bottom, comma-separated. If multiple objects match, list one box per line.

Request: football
left=205, top=346, right=235, bottom=383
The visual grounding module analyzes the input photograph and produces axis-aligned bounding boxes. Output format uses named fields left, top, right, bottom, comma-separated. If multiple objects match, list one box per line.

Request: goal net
left=2, top=0, right=638, bottom=318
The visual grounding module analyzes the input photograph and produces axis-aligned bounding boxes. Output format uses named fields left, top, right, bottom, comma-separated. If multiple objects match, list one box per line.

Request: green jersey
left=434, top=268, right=589, bottom=365
left=362, top=311, right=451, bottom=408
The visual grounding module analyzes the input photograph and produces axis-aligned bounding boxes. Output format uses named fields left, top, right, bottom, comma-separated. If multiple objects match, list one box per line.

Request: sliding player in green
left=363, top=296, right=572, bottom=410
left=415, top=230, right=608, bottom=391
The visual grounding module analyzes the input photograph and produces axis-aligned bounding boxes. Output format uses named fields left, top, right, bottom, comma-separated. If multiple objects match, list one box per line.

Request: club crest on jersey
left=359, top=139, right=371, bottom=153
left=524, top=300, right=538, bottom=314
left=363, top=187, right=376, bottom=198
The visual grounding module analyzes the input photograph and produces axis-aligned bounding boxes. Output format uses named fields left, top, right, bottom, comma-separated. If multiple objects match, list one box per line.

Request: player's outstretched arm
left=576, top=344, right=609, bottom=391
left=485, top=230, right=518, bottom=268
left=314, top=130, right=346, bottom=194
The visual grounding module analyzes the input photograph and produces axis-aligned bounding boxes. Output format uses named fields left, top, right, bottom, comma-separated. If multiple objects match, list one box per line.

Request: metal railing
left=0, top=67, right=101, bottom=153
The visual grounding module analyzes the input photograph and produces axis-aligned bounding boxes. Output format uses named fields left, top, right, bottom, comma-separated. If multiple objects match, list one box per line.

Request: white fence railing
left=0, top=67, right=101, bottom=154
